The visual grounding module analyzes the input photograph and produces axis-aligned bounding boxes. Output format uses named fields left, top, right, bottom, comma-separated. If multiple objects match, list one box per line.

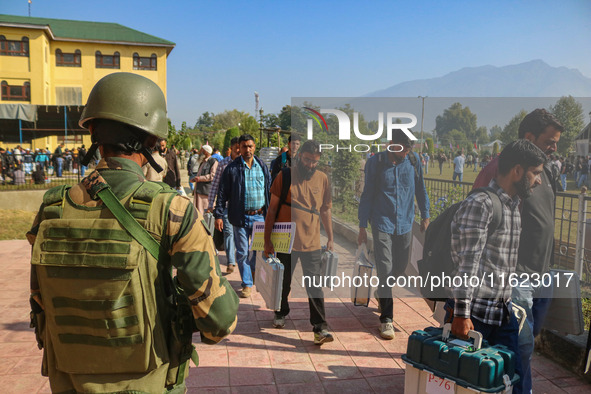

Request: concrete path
left=1, top=236, right=590, bottom=393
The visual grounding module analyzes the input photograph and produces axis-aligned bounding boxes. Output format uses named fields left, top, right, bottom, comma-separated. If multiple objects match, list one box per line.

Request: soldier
left=27, top=73, right=239, bottom=393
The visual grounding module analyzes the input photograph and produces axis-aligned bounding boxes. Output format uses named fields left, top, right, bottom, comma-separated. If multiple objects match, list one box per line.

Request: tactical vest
left=194, top=157, right=216, bottom=196
left=31, top=180, right=192, bottom=392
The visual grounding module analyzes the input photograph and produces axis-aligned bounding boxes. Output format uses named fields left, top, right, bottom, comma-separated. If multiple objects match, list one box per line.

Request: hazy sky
left=2, top=0, right=590, bottom=127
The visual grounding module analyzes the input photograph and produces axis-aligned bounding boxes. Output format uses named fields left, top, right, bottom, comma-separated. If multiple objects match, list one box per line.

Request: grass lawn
left=0, top=209, right=36, bottom=240
left=423, top=161, right=583, bottom=195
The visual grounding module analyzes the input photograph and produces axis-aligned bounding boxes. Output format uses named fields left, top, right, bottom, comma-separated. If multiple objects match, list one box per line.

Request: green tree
left=223, top=126, right=240, bottom=154
left=425, top=138, right=434, bottom=155
left=435, top=103, right=477, bottom=141
left=493, top=142, right=500, bottom=156
left=550, top=96, right=585, bottom=155
left=260, top=113, right=280, bottom=128
left=195, top=111, right=214, bottom=131
left=490, top=125, right=502, bottom=140
left=474, top=126, right=489, bottom=144
left=499, top=110, right=527, bottom=145
left=447, top=129, right=468, bottom=149
left=278, top=105, right=307, bottom=134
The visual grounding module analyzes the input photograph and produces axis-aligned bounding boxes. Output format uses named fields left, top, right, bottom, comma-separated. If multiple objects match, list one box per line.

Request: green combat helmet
left=79, top=72, right=167, bottom=172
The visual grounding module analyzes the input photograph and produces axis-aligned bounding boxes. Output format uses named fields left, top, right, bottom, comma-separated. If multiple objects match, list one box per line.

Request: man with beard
left=473, top=108, right=563, bottom=394
left=358, top=129, right=430, bottom=340
left=159, top=138, right=182, bottom=191
left=448, top=139, right=546, bottom=394
left=264, top=140, right=335, bottom=345
left=191, top=145, right=218, bottom=215
left=215, top=134, right=271, bottom=298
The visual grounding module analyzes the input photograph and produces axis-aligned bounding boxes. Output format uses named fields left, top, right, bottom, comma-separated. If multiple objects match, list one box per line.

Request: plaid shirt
left=451, top=179, right=521, bottom=326
left=208, top=156, right=232, bottom=210
left=242, top=157, right=266, bottom=210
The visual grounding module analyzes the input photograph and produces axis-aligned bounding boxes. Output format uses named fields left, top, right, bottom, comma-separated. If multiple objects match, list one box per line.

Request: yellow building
left=0, top=14, right=175, bottom=149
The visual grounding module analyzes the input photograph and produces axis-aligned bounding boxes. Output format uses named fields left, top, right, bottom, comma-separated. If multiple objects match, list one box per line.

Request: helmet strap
left=141, top=147, right=163, bottom=173
left=80, top=143, right=99, bottom=167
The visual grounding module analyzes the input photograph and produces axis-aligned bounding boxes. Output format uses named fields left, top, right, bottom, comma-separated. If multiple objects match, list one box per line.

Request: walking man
left=208, top=137, right=240, bottom=273
left=452, top=151, right=465, bottom=185
left=473, top=108, right=563, bottom=394
left=159, top=138, right=182, bottom=192
left=358, top=129, right=430, bottom=339
left=191, top=145, right=218, bottom=215
left=450, top=139, right=547, bottom=394
left=264, top=140, right=335, bottom=345
left=215, top=134, right=271, bottom=298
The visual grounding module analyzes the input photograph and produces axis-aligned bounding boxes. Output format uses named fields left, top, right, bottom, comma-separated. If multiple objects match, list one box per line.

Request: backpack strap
left=276, top=167, right=291, bottom=220
left=407, top=151, right=420, bottom=181
left=470, top=187, right=503, bottom=237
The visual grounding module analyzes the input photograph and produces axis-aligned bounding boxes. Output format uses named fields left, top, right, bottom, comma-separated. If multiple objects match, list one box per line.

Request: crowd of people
left=23, top=71, right=572, bottom=394
left=0, top=143, right=99, bottom=185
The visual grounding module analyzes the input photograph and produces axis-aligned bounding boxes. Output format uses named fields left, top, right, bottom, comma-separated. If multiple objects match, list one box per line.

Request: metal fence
left=0, top=164, right=89, bottom=191
left=423, top=177, right=591, bottom=294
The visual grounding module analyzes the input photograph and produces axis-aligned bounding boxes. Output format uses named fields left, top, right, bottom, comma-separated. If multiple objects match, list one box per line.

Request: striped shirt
left=208, top=156, right=232, bottom=210
left=451, top=179, right=521, bottom=326
left=242, top=157, right=266, bottom=210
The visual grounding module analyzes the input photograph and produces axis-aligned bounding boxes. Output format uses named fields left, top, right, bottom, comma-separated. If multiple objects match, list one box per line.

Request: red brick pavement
left=1, top=239, right=589, bottom=393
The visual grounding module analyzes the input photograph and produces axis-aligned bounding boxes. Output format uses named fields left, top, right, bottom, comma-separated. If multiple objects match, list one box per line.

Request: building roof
left=0, top=14, right=175, bottom=51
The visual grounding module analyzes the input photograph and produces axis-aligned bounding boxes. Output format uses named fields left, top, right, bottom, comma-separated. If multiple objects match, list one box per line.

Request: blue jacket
left=358, top=151, right=430, bottom=235
left=215, top=155, right=271, bottom=227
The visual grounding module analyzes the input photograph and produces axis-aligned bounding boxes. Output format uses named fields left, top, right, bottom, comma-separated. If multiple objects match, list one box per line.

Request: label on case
left=426, top=372, right=455, bottom=394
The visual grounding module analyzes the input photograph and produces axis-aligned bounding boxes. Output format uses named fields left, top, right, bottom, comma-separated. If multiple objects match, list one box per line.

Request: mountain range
left=367, top=60, right=591, bottom=97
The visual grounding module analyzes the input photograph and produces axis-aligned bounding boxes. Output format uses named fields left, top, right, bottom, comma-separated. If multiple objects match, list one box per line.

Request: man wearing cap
left=27, top=72, right=238, bottom=393
left=192, top=145, right=218, bottom=215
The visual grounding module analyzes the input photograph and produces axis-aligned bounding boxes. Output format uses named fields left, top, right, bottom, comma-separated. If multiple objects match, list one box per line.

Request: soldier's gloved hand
left=215, top=218, right=223, bottom=232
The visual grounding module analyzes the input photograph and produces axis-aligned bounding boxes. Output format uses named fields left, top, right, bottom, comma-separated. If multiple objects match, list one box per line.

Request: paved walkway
left=1, top=237, right=590, bottom=393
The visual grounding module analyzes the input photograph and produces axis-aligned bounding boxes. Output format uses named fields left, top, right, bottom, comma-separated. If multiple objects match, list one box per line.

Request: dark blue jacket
left=214, top=155, right=271, bottom=227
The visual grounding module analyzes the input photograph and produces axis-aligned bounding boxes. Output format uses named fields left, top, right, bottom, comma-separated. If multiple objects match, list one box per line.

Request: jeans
left=56, top=157, right=64, bottom=177
left=560, top=173, right=567, bottom=191
left=80, top=165, right=87, bottom=178
left=188, top=173, right=196, bottom=192
left=276, top=250, right=327, bottom=333
left=233, top=213, right=263, bottom=288
left=512, top=278, right=553, bottom=394
left=577, top=173, right=588, bottom=189
left=452, top=171, right=463, bottom=184
left=222, top=208, right=236, bottom=265
left=444, top=299, right=523, bottom=394
left=372, top=229, right=412, bottom=323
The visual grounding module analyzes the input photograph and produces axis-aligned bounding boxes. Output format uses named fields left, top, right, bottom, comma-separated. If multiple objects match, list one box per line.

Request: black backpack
left=417, top=187, right=502, bottom=301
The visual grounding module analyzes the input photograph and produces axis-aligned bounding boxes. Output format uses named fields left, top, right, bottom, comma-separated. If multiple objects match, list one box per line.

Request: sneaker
left=239, top=286, right=252, bottom=298
left=379, top=322, right=395, bottom=340
left=273, top=314, right=285, bottom=328
left=226, top=264, right=235, bottom=274
left=314, top=330, right=334, bottom=345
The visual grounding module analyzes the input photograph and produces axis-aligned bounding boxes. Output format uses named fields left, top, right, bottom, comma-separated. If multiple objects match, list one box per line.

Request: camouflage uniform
left=28, top=157, right=239, bottom=393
